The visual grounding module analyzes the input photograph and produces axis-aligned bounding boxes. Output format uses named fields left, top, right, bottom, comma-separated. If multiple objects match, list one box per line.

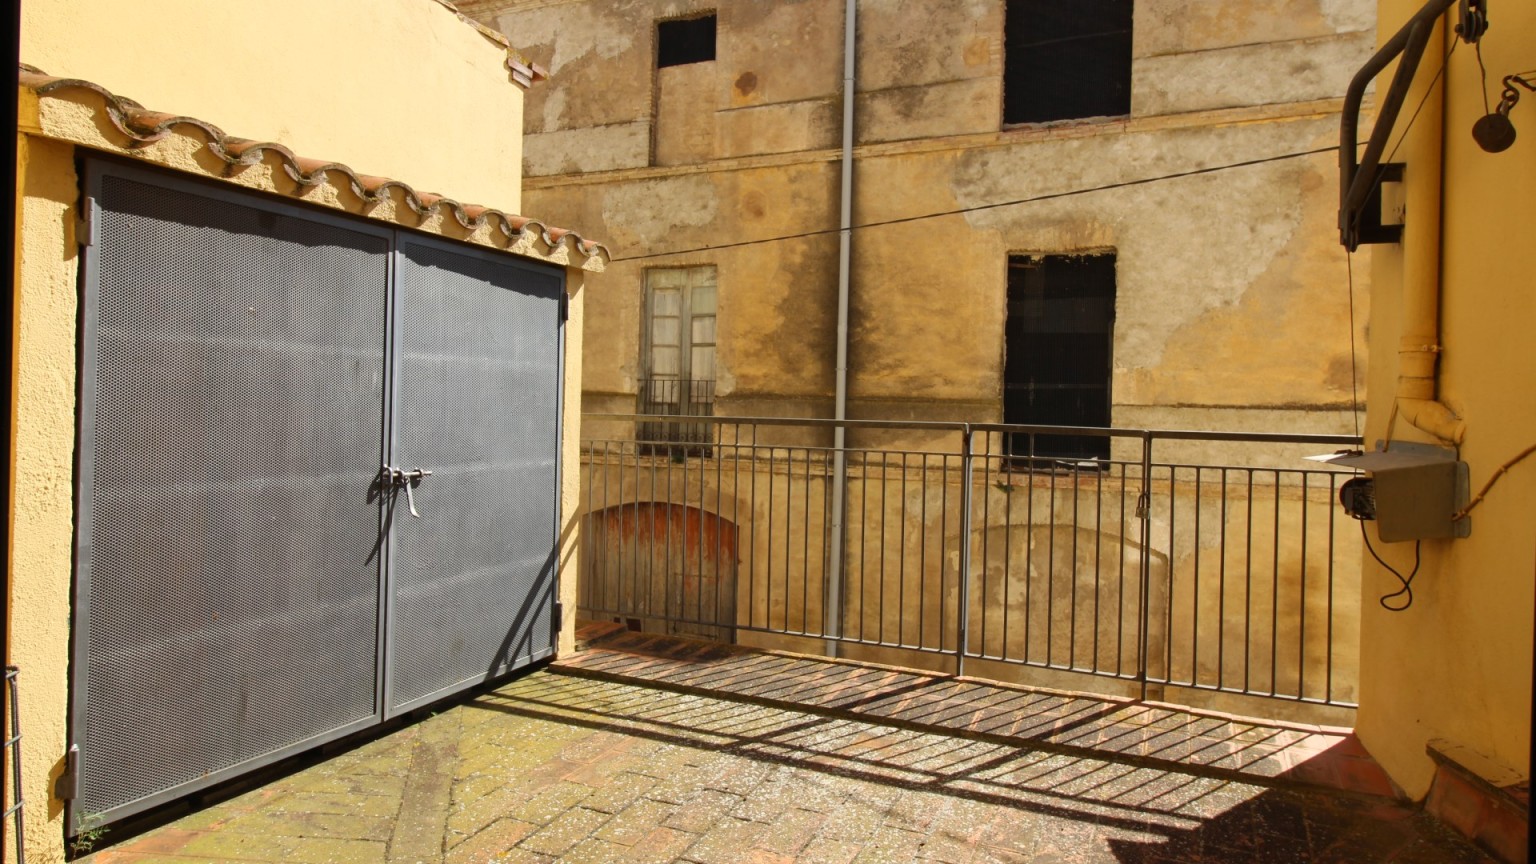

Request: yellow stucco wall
left=11, top=4, right=600, bottom=861
left=1355, top=1, right=1536, bottom=799
left=11, top=111, right=82, bottom=864
left=21, top=0, right=525, bottom=211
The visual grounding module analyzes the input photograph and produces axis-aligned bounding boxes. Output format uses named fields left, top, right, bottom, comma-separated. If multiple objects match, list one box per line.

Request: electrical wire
left=1362, top=520, right=1421, bottom=612
left=1476, top=39, right=1492, bottom=115
left=609, top=39, right=1459, bottom=264
left=611, top=145, right=1339, bottom=262
left=1453, top=442, right=1536, bottom=520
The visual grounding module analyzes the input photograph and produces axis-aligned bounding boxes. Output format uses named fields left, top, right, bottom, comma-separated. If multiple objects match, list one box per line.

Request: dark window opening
left=658, top=14, right=717, bottom=68
left=1004, top=253, right=1116, bottom=462
left=1003, top=0, right=1133, bottom=125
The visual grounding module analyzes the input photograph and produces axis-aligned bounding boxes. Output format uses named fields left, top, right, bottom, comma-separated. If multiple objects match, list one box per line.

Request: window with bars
left=640, top=266, right=717, bottom=444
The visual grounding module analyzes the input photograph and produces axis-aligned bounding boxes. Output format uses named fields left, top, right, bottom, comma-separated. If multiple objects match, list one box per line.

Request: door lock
left=382, top=464, right=432, bottom=517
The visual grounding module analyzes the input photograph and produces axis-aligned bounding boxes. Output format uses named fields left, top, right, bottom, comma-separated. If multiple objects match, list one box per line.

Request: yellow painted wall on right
left=1355, top=0, right=1536, bottom=800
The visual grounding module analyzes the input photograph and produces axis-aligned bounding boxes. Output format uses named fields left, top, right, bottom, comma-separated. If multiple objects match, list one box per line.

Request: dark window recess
left=1003, top=0, right=1133, bottom=125
left=1004, top=254, right=1116, bottom=462
left=658, top=15, right=717, bottom=67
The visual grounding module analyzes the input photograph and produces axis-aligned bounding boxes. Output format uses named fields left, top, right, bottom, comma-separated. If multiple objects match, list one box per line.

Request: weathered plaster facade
left=470, top=0, right=1374, bottom=722
left=468, top=0, right=1373, bottom=438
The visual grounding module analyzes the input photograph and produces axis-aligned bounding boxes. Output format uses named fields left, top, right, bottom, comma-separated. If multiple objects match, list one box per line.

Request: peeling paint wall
left=473, top=0, right=1373, bottom=438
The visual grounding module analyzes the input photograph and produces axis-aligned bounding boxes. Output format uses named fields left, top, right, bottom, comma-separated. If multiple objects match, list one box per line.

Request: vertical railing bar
left=884, top=451, right=897, bottom=645
left=699, top=438, right=711, bottom=631
left=919, top=452, right=930, bottom=651
left=626, top=440, right=637, bottom=618
left=829, top=436, right=841, bottom=639
left=1047, top=453, right=1057, bottom=668
left=675, top=435, right=685, bottom=627
left=744, top=426, right=755, bottom=629
left=1219, top=467, right=1229, bottom=692
left=1069, top=464, right=1080, bottom=670
left=1327, top=471, right=1338, bottom=704
left=1165, top=465, right=1176, bottom=686
left=767, top=444, right=776, bottom=634
left=1136, top=432, right=1154, bottom=701
left=859, top=450, right=869, bottom=643
left=1117, top=460, right=1127, bottom=676
left=1003, top=435, right=1014, bottom=661
left=1092, top=458, right=1103, bottom=674
left=1302, top=467, right=1314, bottom=694
left=1244, top=470, right=1254, bottom=694
left=1025, top=434, right=1036, bottom=663
left=1271, top=470, right=1282, bottom=697
left=899, top=450, right=909, bottom=647
left=718, top=424, right=729, bottom=639
left=1193, top=466, right=1202, bottom=688
left=956, top=427, right=975, bottom=677
left=940, top=450, right=950, bottom=652
left=803, top=447, right=812, bottom=635
left=979, top=435, right=991, bottom=657
left=594, top=440, right=602, bottom=615
left=667, top=434, right=677, bottom=629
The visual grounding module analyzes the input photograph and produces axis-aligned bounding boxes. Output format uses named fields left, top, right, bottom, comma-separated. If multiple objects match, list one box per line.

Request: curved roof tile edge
left=17, top=67, right=607, bottom=267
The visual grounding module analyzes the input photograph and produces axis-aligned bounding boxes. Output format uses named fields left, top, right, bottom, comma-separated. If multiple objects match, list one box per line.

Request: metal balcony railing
left=636, top=378, right=714, bottom=451
left=578, top=415, right=1365, bottom=712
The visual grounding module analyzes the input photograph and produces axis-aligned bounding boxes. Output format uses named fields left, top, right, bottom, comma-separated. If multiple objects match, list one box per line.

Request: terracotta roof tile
left=17, top=65, right=605, bottom=266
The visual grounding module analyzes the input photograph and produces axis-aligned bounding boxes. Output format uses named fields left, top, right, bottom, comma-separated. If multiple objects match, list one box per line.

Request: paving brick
left=628, top=826, right=698, bottom=864
left=510, top=781, right=597, bottom=826
left=287, top=836, right=389, bottom=864
left=520, top=807, right=612, bottom=857
left=680, top=816, right=768, bottom=864
left=595, top=799, right=678, bottom=846
left=799, top=838, right=865, bottom=864
left=444, top=818, right=536, bottom=864
left=663, top=788, right=743, bottom=833
left=754, top=807, right=827, bottom=856
left=556, top=837, right=630, bottom=864
left=92, top=653, right=1494, bottom=864
left=582, top=772, right=658, bottom=815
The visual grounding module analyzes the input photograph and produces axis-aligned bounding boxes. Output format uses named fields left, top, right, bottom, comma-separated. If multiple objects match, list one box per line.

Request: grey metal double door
left=71, top=159, right=564, bottom=830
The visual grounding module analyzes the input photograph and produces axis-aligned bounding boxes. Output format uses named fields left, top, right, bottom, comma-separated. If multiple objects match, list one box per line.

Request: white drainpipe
left=825, top=0, right=855, bottom=657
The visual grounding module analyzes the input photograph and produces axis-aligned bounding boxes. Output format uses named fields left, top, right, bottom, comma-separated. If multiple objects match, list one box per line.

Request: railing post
left=1137, top=431, right=1154, bottom=702
left=956, top=426, right=974, bottom=678
left=825, top=427, right=846, bottom=658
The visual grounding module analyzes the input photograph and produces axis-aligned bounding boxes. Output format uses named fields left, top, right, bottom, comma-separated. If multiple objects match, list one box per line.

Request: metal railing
left=636, top=378, right=714, bottom=448
left=3, top=666, right=22, bottom=864
left=578, top=415, right=1363, bottom=709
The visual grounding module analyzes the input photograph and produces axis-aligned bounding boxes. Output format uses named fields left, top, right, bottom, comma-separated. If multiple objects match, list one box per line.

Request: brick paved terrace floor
left=86, top=629, right=1493, bottom=864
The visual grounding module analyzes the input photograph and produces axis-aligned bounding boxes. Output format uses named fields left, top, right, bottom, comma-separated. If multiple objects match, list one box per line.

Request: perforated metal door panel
left=74, top=162, right=390, bottom=826
left=386, top=236, right=563, bottom=714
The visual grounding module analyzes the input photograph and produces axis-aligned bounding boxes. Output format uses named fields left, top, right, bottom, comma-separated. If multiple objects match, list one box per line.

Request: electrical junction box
left=1309, top=442, right=1470, bottom=542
